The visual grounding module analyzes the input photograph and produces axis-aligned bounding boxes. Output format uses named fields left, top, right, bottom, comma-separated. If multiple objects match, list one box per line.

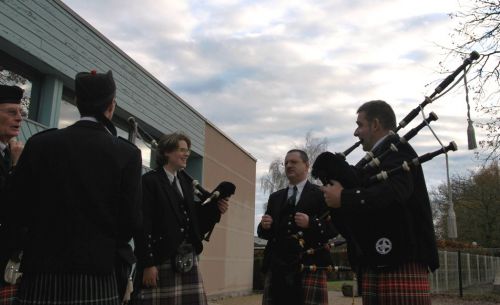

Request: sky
left=61, top=0, right=487, bottom=233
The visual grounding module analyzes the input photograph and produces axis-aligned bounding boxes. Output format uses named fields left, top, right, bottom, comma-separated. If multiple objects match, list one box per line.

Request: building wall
left=0, top=0, right=205, bottom=154
left=200, top=124, right=256, bottom=296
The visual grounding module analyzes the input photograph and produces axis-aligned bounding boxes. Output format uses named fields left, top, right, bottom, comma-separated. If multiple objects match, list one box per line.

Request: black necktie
left=288, top=186, right=298, bottom=206
left=172, top=176, right=184, bottom=199
left=2, top=147, right=11, bottom=169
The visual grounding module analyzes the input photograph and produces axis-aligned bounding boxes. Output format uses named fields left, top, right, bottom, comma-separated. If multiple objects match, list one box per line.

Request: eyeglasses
left=0, top=108, right=28, bottom=119
left=177, top=147, right=191, bottom=154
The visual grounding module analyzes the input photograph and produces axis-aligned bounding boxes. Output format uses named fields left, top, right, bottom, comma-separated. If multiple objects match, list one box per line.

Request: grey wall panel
left=0, top=0, right=205, bottom=155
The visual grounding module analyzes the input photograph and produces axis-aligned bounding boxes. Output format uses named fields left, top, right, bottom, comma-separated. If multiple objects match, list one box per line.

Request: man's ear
left=371, top=118, right=381, bottom=131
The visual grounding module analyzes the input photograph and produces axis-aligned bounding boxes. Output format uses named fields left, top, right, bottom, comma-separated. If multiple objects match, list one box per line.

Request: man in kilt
left=322, top=100, right=439, bottom=305
left=258, top=149, right=338, bottom=305
left=134, top=132, right=229, bottom=305
left=0, top=85, right=25, bottom=304
left=6, top=70, right=143, bottom=305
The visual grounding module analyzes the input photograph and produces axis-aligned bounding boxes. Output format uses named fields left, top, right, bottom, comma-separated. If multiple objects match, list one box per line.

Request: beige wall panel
left=199, top=124, right=256, bottom=296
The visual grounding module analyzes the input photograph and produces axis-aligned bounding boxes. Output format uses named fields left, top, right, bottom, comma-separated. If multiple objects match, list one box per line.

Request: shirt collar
left=288, top=178, right=307, bottom=192
left=79, top=116, right=112, bottom=134
left=163, top=167, right=177, bottom=184
left=372, top=133, right=391, bottom=151
left=79, top=116, right=98, bottom=123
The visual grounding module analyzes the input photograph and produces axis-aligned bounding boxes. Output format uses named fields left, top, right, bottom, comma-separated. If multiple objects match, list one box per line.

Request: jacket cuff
left=142, top=234, right=155, bottom=266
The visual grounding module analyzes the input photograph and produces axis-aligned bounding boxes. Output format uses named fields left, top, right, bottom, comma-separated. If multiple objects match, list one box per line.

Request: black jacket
left=0, top=145, right=19, bottom=285
left=258, top=181, right=338, bottom=272
left=134, top=168, right=221, bottom=270
left=6, top=120, right=143, bottom=274
left=333, top=139, right=439, bottom=271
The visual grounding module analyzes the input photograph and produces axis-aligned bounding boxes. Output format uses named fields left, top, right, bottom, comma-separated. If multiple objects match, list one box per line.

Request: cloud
left=62, top=0, right=484, bottom=234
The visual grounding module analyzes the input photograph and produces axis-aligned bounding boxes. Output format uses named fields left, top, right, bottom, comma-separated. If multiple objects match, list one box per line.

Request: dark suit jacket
left=0, top=146, right=17, bottom=284
left=334, top=139, right=439, bottom=271
left=0, top=148, right=10, bottom=193
left=258, top=181, right=338, bottom=272
left=134, top=168, right=221, bottom=270
left=6, top=120, right=142, bottom=274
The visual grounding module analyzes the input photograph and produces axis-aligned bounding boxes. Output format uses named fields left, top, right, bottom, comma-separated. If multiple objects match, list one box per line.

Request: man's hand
left=260, top=214, right=273, bottom=230
left=294, top=212, right=309, bottom=228
left=142, top=266, right=159, bottom=288
left=321, top=180, right=344, bottom=208
left=217, top=198, right=229, bottom=214
left=9, top=138, right=24, bottom=166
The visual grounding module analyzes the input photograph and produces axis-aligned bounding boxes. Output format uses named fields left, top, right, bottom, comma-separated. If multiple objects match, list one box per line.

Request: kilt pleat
left=17, top=272, right=120, bottom=305
left=361, top=261, right=431, bottom=305
left=0, top=284, right=18, bottom=305
left=137, top=257, right=207, bottom=305
left=262, top=270, right=329, bottom=305
left=302, top=270, right=328, bottom=305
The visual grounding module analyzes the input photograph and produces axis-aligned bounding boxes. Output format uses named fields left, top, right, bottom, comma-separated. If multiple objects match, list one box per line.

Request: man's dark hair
left=156, top=132, right=191, bottom=166
left=357, top=100, right=396, bottom=130
left=286, top=149, right=309, bottom=163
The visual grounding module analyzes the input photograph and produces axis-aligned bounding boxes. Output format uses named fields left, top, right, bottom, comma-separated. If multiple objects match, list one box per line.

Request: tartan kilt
left=0, top=284, right=18, bottom=305
left=136, top=257, right=207, bottom=305
left=263, top=270, right=328, bottom=305
left=361, top=261, right=431, bottom=305
left=16, top=272, right=120, bottom=305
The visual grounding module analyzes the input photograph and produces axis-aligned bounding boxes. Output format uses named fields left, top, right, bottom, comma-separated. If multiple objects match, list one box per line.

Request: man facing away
left=322, top=100, right=439, bottom=305
left=258, top=149, right=338, bottom=305
left=7, top=70, right=142, bottom=305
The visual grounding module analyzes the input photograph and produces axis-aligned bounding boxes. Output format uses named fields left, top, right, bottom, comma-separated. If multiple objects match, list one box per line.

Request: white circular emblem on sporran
left=375, top=238, right=392, bottom=255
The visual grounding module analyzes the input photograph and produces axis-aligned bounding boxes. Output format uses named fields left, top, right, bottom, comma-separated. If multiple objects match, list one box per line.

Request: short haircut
left=286, top=149, right=309, bottom=163
left=155, top=132, right=191, bottom=166
left=357, top=100, right=396, bottom=130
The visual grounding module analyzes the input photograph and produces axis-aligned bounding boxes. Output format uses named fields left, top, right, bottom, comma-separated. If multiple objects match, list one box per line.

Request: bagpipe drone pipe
left=311, top=51, right=479, bottom=188
left=337, top=51, right=479, bottom=160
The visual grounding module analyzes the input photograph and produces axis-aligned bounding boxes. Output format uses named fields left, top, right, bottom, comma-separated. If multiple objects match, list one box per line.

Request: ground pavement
left=208, top=291, right=500, bottom=305
left=208, top=291, right=361, bottom=305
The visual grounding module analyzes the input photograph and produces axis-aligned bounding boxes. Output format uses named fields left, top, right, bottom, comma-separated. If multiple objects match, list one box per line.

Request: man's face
left=354, top=111, right=376, bottom=151
left=165, top=140, right=190, bottom=171
left=285, top=152, right=309, bottom=184
left=0, top=103, right=23, bottom=143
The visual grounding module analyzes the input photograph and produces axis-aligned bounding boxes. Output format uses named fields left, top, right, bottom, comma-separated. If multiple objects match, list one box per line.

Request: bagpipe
left=127, top=117, right=236, bottom=241
left=178, top=169, right=236, bottom=207
left=312, top=51, right=480, bottom=187
left=178, top=169, right=236, bottom=242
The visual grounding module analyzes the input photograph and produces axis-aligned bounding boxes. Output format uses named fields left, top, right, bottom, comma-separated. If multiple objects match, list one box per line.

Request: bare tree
left=260, top=131, right=328, bottom=197
left=430, top=161, right=500, bottom=247
left=448, top=0, right=500, bottom=161
left=0, top=67, right=31, bottom=111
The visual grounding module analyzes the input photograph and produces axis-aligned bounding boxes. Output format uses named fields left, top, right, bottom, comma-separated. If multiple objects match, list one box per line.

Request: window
left=58, top=88, right=80, bottom=128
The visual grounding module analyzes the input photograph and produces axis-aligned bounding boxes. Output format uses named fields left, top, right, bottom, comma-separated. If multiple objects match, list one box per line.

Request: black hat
left=75, top=70, right=116, bottom=113
left=0, top=85, right=23, bottom=104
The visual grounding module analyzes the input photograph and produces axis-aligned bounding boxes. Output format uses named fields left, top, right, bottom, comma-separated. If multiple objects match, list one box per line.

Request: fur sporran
left=173, top=242, right=194, bottom=273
